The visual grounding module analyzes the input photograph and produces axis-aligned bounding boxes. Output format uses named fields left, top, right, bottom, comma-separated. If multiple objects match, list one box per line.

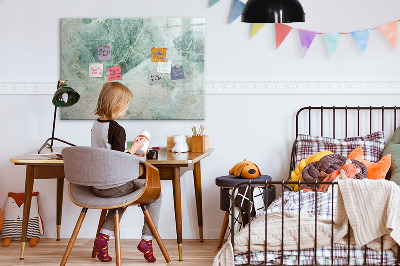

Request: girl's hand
left=129, top=137, right=147, bottom=155
left=134, top=148, right=149, bottom=157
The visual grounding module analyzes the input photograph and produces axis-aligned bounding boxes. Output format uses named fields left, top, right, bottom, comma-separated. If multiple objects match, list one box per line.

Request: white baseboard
left=1, top=81, right=400, bottom=94
left=44, top=228, right=222, bottom=240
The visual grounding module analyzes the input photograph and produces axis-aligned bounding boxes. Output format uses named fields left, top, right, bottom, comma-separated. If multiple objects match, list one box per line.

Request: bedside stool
left=215, top=175, right=275, bottom=248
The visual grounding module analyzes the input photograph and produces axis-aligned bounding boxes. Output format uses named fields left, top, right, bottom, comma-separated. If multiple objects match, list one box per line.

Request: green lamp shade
left=52, top=85, right=80, bottom=107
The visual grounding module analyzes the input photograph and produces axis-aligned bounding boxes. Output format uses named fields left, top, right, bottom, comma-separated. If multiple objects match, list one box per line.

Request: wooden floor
left=0, top=239, right=222, bottom=265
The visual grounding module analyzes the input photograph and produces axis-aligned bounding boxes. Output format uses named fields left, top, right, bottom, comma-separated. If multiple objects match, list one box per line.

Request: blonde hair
left=95, top=82, right=133, bottom=120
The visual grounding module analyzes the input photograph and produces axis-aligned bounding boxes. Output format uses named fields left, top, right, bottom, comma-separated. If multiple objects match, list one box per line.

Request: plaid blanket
left=266, top=190, right=336, bottom=220
left=235, top=244, right=397, bottom=265
left=234, top=191, right=397, bottom=265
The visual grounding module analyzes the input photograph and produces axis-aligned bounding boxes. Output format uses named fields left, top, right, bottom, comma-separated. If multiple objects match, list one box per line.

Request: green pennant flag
left=323, top=33, right=341, bottom=58
left=209, top=0, right=221, bottom=7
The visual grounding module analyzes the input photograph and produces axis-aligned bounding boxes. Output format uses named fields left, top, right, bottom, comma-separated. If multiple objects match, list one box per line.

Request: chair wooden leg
left=91, top=209, right=108, bottom=258
left=114, top=210, right=121, bottom=266
left=217, top=211, right=230, bottom=248
left=60, top=208, right=88, bottom=266
left=141, top=205, right=171, bottom=263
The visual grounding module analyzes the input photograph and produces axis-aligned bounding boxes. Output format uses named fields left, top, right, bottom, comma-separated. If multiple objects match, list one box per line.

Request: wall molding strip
left=1, top=81, right=400, bottom=95
left=206, top=81, right=400, bottom=94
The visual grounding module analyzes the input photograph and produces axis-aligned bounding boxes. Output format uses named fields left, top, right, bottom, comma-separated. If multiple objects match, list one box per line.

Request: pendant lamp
left=38, top=80, right=80, bottom=154
left=241, top=0, right=305, bottom=23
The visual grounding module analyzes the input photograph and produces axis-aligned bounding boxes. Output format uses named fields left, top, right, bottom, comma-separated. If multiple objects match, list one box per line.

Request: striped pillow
left=1, top=217, right=41, bottom=240
left=294, top=131, right=385, bottom=166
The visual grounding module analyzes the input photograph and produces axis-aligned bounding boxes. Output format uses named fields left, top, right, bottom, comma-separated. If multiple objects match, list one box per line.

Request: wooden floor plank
left=0, top=239, right=222, bottom=265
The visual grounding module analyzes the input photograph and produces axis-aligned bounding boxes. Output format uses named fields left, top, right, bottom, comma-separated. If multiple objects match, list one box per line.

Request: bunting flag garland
left=323, top=33, right=341, bottom=58
left=207, top=3, right=400, bottom=58
left=251, top=23, right=266, bottom=38
left=298, top=29, right=317, bottom=58
left=351, top=29, right=370, bottom=55
left=229, top=0, right=245, bottom=24
left=275, top=23, right=293, bottom=49
left=378, top=21, right=398, bottom=50
left=209, top=0, right=220, bottom=7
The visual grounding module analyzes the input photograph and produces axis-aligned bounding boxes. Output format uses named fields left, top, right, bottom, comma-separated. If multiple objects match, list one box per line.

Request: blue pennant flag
left=209, top=0, right=221, bottom=7
left=229, top=0, right=245, bottom=23
left=351, top=29, right=371, bottom=55
left=323, top=33, right=341, bottom=58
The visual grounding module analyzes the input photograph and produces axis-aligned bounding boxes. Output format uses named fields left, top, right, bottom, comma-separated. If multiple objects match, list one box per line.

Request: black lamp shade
left=242, top=0, right=305, bottom=23
left=52, top=84, right=80, bottom=107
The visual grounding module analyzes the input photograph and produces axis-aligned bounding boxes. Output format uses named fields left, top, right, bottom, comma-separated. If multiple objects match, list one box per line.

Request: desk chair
left=60, top=146, right=171, bottom=265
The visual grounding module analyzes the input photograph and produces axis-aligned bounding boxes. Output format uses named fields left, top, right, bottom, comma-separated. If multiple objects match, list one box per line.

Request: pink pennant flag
left=378, top=21, right=398, bottom=50
left=275, top=23, right=293, bottom=49
left=298, top=29, right=317, bottom=58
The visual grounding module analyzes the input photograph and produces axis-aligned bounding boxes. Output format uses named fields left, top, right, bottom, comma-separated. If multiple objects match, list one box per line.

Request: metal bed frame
left=230, top=106, right=400, bottom=266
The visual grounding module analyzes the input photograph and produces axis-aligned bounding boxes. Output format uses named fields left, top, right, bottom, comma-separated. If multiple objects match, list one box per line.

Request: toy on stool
left=1, top=192, right=44, bottom=247
left=229, top=159, right=261, bottom=179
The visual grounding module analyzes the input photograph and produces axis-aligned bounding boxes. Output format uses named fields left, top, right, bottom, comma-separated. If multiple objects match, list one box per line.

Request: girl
left=91, top=82, right=162, bottom=263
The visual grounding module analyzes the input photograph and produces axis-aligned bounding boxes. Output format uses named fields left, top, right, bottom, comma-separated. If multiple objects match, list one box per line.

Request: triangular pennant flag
left=351, top=29, right=370, bottom=55
left=323, top=33, right=341, bottom=58
left=275, top=23, right=293, bottom=49
left=229, top=0, right=245, bottom=24
left=378, top=21, right=398, bottom=50
left=209, top=0, right=220, bottom=7
left=298, top=29, right=317, bottom=58
left=251, top=23, right=266, bottom=38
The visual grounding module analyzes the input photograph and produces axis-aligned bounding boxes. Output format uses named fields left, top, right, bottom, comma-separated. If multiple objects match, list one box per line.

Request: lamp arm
left=50, top=105, right=57, bottom=148
left=37, top=105, right=76, bottom=154
left=50, top=80, right=62, bottom=148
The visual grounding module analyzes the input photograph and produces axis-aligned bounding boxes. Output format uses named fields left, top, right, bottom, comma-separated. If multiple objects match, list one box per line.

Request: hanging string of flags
left=209, top=0, right=399, bottom=58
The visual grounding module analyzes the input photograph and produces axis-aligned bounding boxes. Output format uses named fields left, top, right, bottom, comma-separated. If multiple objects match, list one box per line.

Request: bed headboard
left=295, top=106, right=400, bottom=138
left=290, top=106, right=400, bottom=179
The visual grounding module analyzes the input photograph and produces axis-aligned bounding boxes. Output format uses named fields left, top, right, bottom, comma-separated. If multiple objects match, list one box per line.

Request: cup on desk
left=146, top=150, right=158, bottom=160
left=191, top=135, right=209, bottom=152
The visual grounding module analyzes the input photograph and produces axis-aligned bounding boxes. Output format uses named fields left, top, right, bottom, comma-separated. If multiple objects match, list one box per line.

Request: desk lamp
left=38, top=80, right=80, bottom=154
left=241, top=0, right=305, bottom=23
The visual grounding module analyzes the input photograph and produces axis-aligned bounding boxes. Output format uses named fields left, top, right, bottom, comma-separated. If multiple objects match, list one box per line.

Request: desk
left=10, top=147, right=213, bottom=261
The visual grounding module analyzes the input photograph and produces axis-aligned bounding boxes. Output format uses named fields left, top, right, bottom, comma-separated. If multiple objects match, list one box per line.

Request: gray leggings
left=92, top=180, right=162, bottom=240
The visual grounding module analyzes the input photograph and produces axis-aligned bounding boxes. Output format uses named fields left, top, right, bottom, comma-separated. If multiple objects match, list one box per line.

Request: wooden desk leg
left=20, top=165, right=35, bottom=259
left=172, top=167, right=183, bottom=261
left=56, top=178, right=64, bottom=241
left=193, top=161, right=203, bottom=242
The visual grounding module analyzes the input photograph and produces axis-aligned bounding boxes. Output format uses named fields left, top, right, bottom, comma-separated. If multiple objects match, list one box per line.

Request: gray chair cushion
left=69, top=180, right=145, bottom=208
left=62, top=146, right=145, bottom=188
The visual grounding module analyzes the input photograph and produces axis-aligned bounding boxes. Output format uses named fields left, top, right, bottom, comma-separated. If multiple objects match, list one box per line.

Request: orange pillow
left=347, top=146, right=391, bottom=180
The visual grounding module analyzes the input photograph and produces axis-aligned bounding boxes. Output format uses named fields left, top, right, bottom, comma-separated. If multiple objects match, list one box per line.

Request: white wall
left=1, top=0, right=400, bottom=240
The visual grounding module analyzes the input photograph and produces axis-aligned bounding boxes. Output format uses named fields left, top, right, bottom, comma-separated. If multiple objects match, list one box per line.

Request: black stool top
left=215, top=175, right=272, bottom=188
